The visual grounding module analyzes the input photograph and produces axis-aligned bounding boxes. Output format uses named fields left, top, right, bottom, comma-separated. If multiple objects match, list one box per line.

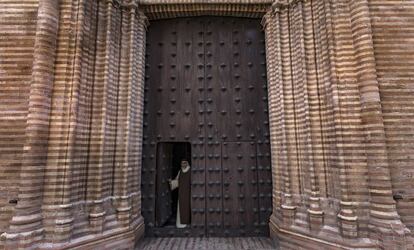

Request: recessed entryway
left=141, top=16, right=272, bottom=237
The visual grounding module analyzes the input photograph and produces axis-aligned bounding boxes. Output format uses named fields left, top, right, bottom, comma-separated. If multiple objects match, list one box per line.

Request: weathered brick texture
left=369, top=0, right=414, bottom=235
left=0, top=0, right=38, bottom=235
left=264, top=0, right=413, bottom=249
left=1, top=0, right=146, bottom=249
left=0, top=0, right=413, bottom=249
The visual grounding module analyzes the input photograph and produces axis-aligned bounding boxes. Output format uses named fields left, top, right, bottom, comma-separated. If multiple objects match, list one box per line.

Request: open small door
left=155, top=142, right=191, bottom=227
left=155, top=143, right=173, bottom=227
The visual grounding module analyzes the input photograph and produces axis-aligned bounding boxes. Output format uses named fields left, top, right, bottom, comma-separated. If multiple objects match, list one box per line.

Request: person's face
left=181, top=161, right=188, bottom=168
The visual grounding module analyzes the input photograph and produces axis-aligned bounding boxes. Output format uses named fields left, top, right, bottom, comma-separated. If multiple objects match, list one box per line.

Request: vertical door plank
left=155, top=143, right=173, bottom=227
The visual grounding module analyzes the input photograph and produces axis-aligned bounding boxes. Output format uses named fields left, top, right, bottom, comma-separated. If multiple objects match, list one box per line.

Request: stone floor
left=135, top=237, right=279, bottom=250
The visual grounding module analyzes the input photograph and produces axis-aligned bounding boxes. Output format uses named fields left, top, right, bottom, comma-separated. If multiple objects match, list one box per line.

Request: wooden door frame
left=137, top=0, right=275, bottom=236
left=139, top=1, right=272, bottom=21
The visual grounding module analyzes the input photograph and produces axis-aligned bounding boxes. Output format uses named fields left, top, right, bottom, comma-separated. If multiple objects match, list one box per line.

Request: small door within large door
left=155, top=142, right=192, bottom=228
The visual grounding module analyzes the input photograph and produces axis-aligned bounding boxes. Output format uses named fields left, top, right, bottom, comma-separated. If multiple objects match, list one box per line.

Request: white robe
left=169, top=165, right=190, bottom=228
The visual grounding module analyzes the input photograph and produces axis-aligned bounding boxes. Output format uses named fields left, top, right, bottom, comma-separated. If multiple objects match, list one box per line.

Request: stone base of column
left=0, top=215, right=145, bottom=250
left=338, top=213, right=358, bottom=238
left=308, top=195, right=324, bottom=232
left=61, top=218, right=144, bottom=250
left=89, top=201, right=106, bottom=234
left=337, top=201, right=358, bottom=238
left=0, top=211, right=44, bottom=249
left=116, top=196, right=131, bottom=228
left=54, top=204, right=74, bottom=243
left=269, top=216, right=378, bottom=249
left=281, top=204, right=296, bottom=225
left=308, top=209, right=324, bottom=232
left=368, top=219, right=411, bottom=250
left=0, top=228, right=44, bottom=250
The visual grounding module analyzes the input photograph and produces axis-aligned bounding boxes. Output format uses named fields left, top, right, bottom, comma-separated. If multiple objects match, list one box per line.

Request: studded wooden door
left=142, top=17, right=272, bottom=237
left=155, top=143, right=173, bottom=227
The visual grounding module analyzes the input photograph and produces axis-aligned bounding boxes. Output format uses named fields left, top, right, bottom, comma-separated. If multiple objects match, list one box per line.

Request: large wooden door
left=142, top=17, right=272, bottom=237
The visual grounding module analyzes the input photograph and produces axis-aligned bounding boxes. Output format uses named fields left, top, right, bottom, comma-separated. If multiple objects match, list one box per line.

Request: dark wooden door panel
left=257, top=142, right=272, bottom=235
left=155, top=143, right=173, bottom=227
left=204, top=18, right=233, bottom=142
left=190, top=142, right=206, bottom=237
left=174, top=18, right=205, bottom=141
left=142, top=17, right=272, bottom=237
left=205, top=142, right=222, bottom=236
left=222, top=142, right=259, bottom=236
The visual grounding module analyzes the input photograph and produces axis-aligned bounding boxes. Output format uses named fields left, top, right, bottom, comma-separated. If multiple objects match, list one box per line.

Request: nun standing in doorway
left=168, top=159, right=191, bottom=228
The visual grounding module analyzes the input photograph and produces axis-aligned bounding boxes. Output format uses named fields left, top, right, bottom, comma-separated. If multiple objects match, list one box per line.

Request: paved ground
left=135, top=237, right=279, bottom=250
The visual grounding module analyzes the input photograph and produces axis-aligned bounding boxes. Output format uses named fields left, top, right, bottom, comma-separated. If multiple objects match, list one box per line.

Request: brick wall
left=40, top=0, right=147, bottom=245
left=369, top=0, right=414, bottom=232
left=265, top=0, right=413, bottom=249
left=0, top=0, right=38, bottom=234
left=0, top=0, right=147, bottom=248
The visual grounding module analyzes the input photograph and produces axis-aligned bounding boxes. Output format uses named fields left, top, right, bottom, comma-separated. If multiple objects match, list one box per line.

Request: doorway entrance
left=141, top=16, right=272, bottom=237
left=155, top=142, right=191, bottom=228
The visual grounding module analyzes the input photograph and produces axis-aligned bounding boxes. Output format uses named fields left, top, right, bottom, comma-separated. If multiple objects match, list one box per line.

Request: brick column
left=113, top=2, right=148, bottom=229
left=263, top=8, right=283, bottom=226
left=0, top=0, right=60, bottom=248
left=113, top=3, right=135, bottom=229
left=348, top=0, right=409, bottom=246
left=300, top=0, right=325, bottom=230
left=278, top=1, right=297, bottom=223
left=129, top=9, right=148, bottom=228
left=263, top=1, right=297, bottom=225
left=329, top=0, right=361, bottom=239
left=41, top=0, right=84, bottom=243
left=87, top=0, right=114, bottom=233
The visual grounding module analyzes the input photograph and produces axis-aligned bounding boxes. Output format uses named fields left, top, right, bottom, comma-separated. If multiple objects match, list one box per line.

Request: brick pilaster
left=0, top=0, right=60, bottom=248
left=348, top=0, right=410, bottom=246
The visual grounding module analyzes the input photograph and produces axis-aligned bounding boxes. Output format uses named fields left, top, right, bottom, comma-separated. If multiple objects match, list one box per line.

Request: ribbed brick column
left=128, top=9, right=148, bottom=227
left=300, top=0, right=324, bottom=230
left=280, top=3, right=295, bottom=201
left=348, top=0, right=410, bottom=247
left=266, top=1, right=296, bottom=225
left=114, top=3, right=148, bottom=230
left=279, top=2, right=297, bottom=224
left=263, top=7, right=283, bottom=226
left=41, top=0, right=82, bottom=244
left=87, top=0, right=114, bottom=233
left=1, top=0, right=60, bottom=248
left=113, top=3, right=135, bottom=229
left=369, top=0, right=414, bottom=243
left=329, top=0, right=361, bottom=239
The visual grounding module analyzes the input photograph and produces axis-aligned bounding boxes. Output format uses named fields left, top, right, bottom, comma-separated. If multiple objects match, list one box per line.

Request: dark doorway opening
left=155, top=142, right=191, bottom=227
